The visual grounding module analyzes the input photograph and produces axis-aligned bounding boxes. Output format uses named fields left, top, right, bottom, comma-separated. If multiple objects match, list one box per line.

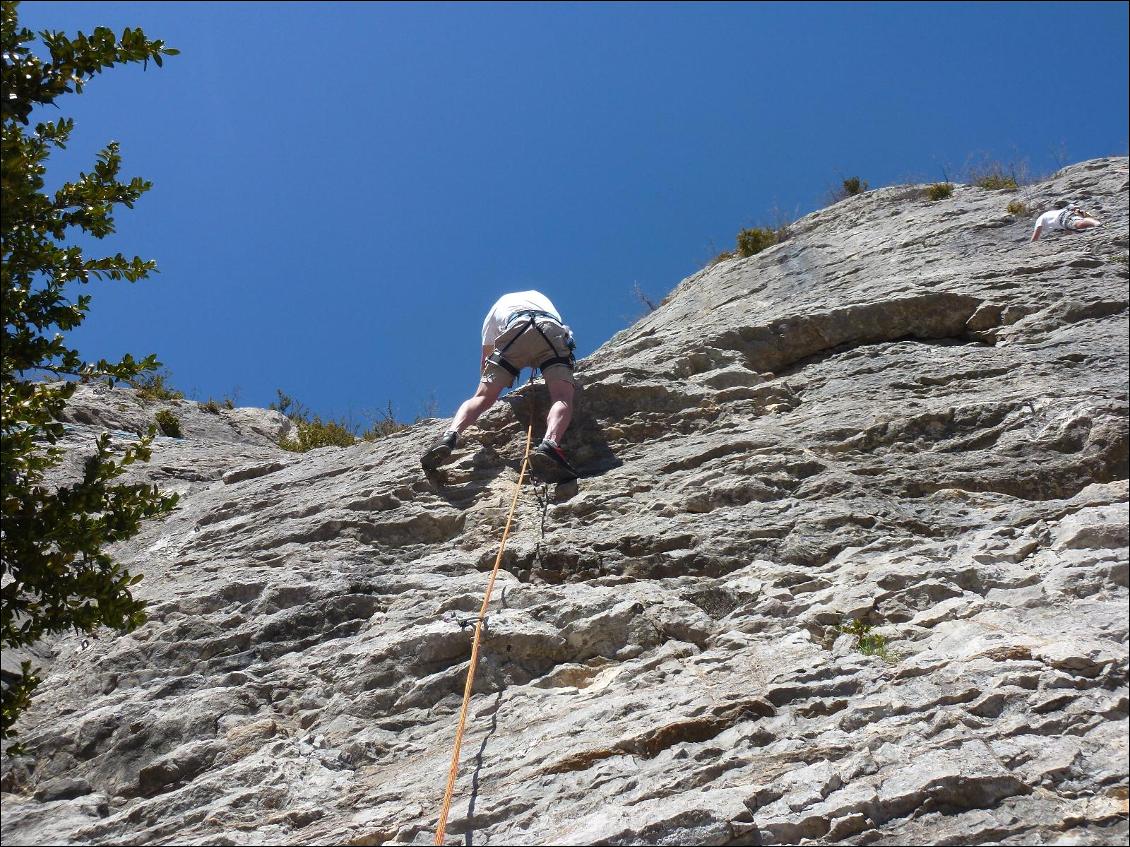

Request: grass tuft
left=838, top=618, right=893, bottom=661
left=924, top=182, right=954, bottom=201
left=154, top=409, right=182, bottom=438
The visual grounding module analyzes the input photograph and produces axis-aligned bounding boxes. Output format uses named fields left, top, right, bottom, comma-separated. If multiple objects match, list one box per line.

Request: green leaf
left=1, top=0, right=179, bottom=743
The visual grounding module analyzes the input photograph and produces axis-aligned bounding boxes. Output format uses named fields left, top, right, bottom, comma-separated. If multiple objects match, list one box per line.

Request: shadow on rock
left=502, top=383, right=623, bottom=479
left=426, top=446, right=510, bottom=506
left=464, top=690, right=504, bottom=846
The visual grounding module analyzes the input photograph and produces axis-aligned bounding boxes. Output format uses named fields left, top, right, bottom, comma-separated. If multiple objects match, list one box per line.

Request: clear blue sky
left=18, top=1, right=1130, bottom=427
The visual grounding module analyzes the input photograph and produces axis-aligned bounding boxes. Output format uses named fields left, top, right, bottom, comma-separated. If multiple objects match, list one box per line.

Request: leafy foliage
left=268, top=389, right=304, bottom=419
left=736, top=227, right=780, bottom=258
left=972, top=171, right=1019, bottom=191
left=1, top=1, right=179, bottom=743
left=133, top=368, right=183, bottom=402
left=153, top=409, right=181, bottom=438
left=1006, top=200, right=1029, bottom=216
left=924, top=182, right=954, bottom=201
left=830, top=176, right=869, bottom=203
left=272, top=390, right=357, bottom=452
left=271, top=389, right=422, bottom=452
left=838, top=618, right=892, bottom=661
left=279, top=417, right=357, bottom=452
left=362, top=401, right=410, bottom=441
left=966, top=156, right=1026, bottom=192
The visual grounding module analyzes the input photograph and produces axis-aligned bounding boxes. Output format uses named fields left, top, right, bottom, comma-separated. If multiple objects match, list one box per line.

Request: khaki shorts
left=482, top=317, right=577, bottom=387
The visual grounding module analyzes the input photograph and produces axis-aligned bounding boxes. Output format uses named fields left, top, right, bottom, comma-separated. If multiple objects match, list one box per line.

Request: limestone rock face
left=56, top=382, right=296, bottom=448
left=2, top=159, right=1127, bottom=846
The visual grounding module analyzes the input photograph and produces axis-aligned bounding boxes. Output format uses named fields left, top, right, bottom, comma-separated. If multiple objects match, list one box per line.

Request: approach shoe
left=421, top=430, right=458, bottom=471
left=530, top=440, right=578, bottom=482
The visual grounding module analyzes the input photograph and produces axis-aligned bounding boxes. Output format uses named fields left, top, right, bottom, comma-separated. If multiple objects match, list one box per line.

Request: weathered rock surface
left=2, top=158, right=1127, bottom=846
left=57, top=382, right=296, bottom=447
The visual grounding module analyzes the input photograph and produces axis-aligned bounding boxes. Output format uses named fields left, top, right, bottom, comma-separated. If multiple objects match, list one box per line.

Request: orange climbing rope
left=434, top=417, right=535, bottom=845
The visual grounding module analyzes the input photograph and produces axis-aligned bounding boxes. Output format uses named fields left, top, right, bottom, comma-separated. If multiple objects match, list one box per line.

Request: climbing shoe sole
left=530, top=449, right=578, bottom=482
left=421, top=444, right=453, bottom=471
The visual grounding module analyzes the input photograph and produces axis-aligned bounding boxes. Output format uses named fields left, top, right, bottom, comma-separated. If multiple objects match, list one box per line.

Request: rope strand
left=434, top=417, right=535, bottom=844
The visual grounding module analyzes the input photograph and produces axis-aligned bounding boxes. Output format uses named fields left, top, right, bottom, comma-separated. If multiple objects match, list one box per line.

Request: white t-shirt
left=1034, top=209, right=1075, bottom=233
left=481, top=290, right=563, bottom=346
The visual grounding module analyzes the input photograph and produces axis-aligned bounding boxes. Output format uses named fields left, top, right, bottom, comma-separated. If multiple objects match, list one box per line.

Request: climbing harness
left=1055, top=206, right=1091, bottom=231
left=1055, top=208, right=1079, bottom=230
left=485, top=310, right=576, bottom=380
left=434, top=404, right=536, bottom=844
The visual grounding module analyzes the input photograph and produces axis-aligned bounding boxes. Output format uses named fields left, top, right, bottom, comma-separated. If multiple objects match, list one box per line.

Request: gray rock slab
left=2, top=158, right=1127, bottom=845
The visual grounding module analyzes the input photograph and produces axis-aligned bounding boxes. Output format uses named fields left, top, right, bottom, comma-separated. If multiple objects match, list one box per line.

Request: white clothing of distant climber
left=1030, top=203, right=1101, bottom=242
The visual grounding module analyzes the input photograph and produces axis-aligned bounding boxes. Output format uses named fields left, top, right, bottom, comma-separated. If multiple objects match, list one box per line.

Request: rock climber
left=1030, top=202, right=1102, bottom=242
left=421, top=290, right=579, bottom=481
